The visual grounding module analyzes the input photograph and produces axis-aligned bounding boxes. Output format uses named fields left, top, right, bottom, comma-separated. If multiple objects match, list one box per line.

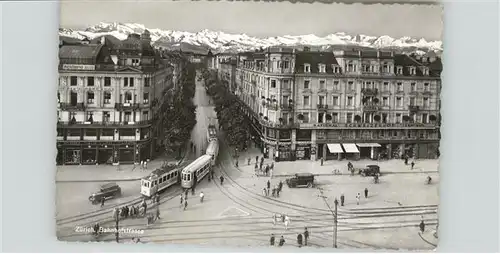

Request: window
left=422, top=113, right=428, bottom=124
left=347, top=62, right=354, bottom=72
left=319, top=80, right=326, bottom=89
left=282, top=80, right=290, bottom=89
left=104, top=77, right=111, bottom=87
left=87, top=77, right=94, bottom=86
left=333, top=81, right=339, bottom=91
left=271, top=80, right=276, bottom=88
left=423, top=98, right=429, bottom=108
left=57, top=92, right=60, bottom=103
left=318, top=64, right=326, bottom=73
left=303, top=80, right=310, bottom=89
left=86, top=112, right=94, bottom=122
left=302, top=113, right=310, bottom=123
left=396, top=113, right=402, bottom=123
left=383, top=82, right=389, bottom=91
left=123, top=78, right=128, bottom=87
left=318, top=96, right=325, bottom=105
left=304, top=64, right=311, bottom=73
left=363, top=64, right=370, bottom=72
left=87, top=91, right=95, bottom=104
left=396, top=66, right=403, bottom=75
left=397, top=82, right=403, bottom=92
left=332, top=113, right=338, bottom=123
left=143, top=92, right=149, bottom=104
left=70, top=91, right=78, bottom=105
left=318, top=113, right=324, bottom=123
left=104, top=92, right=111, bottom=104
left=103, top=111, right=110, bottom=122
left=333, top=65, right=341, bottom=74
left=409, top=67, right=416, bottom=75
left=144, top=77, right=150, bottom=87
left=410, top=97, right=416, bottom=106
left=346, top=113, right=353, bottom=123
left=303, top=96, right=310, bottom=106
left=396, top=97, right=402, bottom=107
left=283, top=61, right=289, bottom=69
left=142, top=111, right=149, bottom=121
left=424, top=83, right=430, bottom=91
left=410, top=83, right=416, bottom=91
left=70, top=76, right=77, bottom=86
left=129, top=78, right=134, bottom=87
left=348, top=81, right=354, bottom=91
left=124, top=92, right=132, bottom=103
left=282, top=96, right=289, bottom=105
left=382, top=97, right=388, bottom=106
left=423, top=68, right=429, bottom=76
left=332, top=96, right=339, bottom=106
left=383, top=63, right=389, bottom=73
left=347, top=96, right=353, bottom=106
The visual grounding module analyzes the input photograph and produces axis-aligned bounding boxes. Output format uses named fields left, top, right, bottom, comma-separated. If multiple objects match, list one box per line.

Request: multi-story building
left=56, top=30, right=176, bottom=165
left=226, top=47, right=441, bottom=161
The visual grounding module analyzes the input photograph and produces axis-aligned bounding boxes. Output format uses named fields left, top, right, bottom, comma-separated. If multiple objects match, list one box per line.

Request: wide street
left=56, top=71, right=439, bottom=250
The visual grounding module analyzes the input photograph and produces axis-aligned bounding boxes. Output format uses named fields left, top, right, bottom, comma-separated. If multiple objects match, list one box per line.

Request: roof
left=60, top=36, right=82, bottom=45
left=393, top=54, right=427, bottom=76
left=90, top=35, right=122, bottom=48
left=182, top=155, right=212, bottom=174
left=143, top=164, right=178, bottom=181
left=59, top=44, right=103, bottom=60
left=428, top=57, right=442, bottom=76
left=294, top=51, right=339, bottom=74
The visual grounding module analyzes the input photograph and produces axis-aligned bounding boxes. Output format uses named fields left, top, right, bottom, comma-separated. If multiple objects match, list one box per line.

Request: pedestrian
left=200, top=191, right=205, bottom=203
left=278, top=181, right=283, bottom=192
left=247, top=158, right=251, bottom=165
left=155, top=207, right=160, bottom=220
left=144, top=160, right=148, bottom=169
left=261, top=156, right=264, bottom=164
left=272, top=187, right=276, bottom=197
left=364, top=188, right=369, bottom=198
left=259, top=163, right=263, bottom=171
left=419, top=220, right=425, bottom=233
left=270, top=234, right=275, bottom=246
left=356, top=192, right=361, bottom=205
left=267, top=180, right=270, bottom=190
left=297, top=233, right=303, bottom=247
left=219, top=175, right=224, bottom=185
left=411, top=161, right=415, bottom=170
left=270, top=162, right=274, bottom=170
left=113, top=207, right=119, bottom=221
left=404, top=156, right=408, bottom=165
left=321, top=157, right=324, bottom=166
left=184, top=200, right=188, bottom=210
left=140, top=160, right=144, bottom=170
left=279, top=236, right=285, bottom=246
left=255, top=155, right=259, bottom=164
left=304, top=227, right=309, bottom=246
left=284, top=215, right=290, bottom=230
left=272, top=213, right=277, bottom=226
left=270, top=168, right=274, bottom=178
left=276, top=186, right=280, bottom=197
left=235, top=160, right=239, bottom=167
left=263, top=187, right=268, bottom=196
left=340, top=193, right=345, bottom=206
left=100, top=197, right=105, bottom=208
left=180, top=194, right=184, bottom=208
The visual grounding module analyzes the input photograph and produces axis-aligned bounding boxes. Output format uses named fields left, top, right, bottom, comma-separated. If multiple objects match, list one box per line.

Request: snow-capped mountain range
left=59, top=22, right=442, bottom=54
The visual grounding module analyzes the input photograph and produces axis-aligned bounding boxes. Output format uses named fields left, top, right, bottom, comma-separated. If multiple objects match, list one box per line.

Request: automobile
left=360, top=165, right=381, bottom=177
left=286, top=173, right=315, bottom=188
left=88, top=182, right=122, bottom=204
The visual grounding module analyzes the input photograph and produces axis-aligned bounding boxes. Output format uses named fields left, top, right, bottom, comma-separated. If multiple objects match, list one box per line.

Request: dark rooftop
left=295, top=51, right=339, bottom=74
left=59, top=44, right=103, bottom=60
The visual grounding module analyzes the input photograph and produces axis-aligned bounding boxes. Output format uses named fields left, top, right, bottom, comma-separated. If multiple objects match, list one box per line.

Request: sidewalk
left=234, top=147, right=439, bottom=177
left=56, top=148, right=191, bottom=182
left=418, top=229, right=438, bottom=248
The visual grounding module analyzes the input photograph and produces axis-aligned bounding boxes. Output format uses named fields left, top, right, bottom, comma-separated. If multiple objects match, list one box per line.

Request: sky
left=60, top=0, right=443, bottom=40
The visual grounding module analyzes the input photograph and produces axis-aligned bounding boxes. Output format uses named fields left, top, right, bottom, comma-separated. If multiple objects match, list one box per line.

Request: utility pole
left=318, top=188, right=338, bottom=248
left=115, top=214, right=120, bottom=243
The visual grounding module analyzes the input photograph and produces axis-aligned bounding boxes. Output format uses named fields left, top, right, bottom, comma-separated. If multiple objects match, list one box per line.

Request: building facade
left=222, top=47, right=441, bottom=161
left=56, top=30, right=175, bottom=165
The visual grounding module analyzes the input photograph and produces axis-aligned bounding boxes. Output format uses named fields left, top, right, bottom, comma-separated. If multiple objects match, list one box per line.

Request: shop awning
left=327, top=144, right=344, bottom=153
left=342, top=143, right=360, bottom=153
left=356, top=143, right=382, bottom=148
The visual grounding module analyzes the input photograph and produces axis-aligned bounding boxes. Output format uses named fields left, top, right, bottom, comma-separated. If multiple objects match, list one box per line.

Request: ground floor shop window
left=295, top=145, right=311, bottom=160
left=65, top=149, right=81, bottom=164
left=82, top=149, right=97, bottom=164
left=97, top=149, right=113, bottom=164
left=119, top=149, right=134, bottom=162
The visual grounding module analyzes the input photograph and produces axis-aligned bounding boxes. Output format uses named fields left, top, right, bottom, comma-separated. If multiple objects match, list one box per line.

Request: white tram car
left=181, top=154, right=212, bottom=189
left=140, top=165, right=179, bottom=197
left=205, top=140, right=219, bottom=166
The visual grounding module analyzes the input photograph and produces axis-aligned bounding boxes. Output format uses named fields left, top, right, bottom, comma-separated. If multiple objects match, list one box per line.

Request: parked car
left=88, top=182, right=121, bottom=204
left=360, top=165, right=380, bottom=177
left=286, top=173, right=315, bottom=188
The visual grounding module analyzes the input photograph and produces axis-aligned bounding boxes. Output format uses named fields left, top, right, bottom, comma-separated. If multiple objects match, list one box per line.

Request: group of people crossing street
left=269, top=227, right=310, bottom=247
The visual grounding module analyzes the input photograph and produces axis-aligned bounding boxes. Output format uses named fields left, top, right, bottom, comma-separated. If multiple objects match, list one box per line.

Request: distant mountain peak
left=60, top=22, right=442, bottom=54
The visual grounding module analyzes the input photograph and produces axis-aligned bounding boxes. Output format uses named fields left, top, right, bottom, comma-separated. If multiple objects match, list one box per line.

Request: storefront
left=341, top=143, right=360, bottom=160
left=97, top=144, right=114, bottom=165
left=416, top=143, right=439, bottom=159
left=355, top=143, right=381, bottom=160
left=119, top=144, right=135, bottom=164
left=295, top=144, right=311, bottom=160
left=326, top=143, right=344, bottom=161
left=56, top=146, right=64, bottom=165
left=82, top=145, right=97, bottom=165
left=277, top=144, right=293, bottom=161
left=64, top=146, right=81, bottom=165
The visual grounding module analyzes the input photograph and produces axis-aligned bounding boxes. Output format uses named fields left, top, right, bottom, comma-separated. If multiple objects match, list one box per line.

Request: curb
left=262, top=171, right=439, bottom=178
left=56, top=148, right=190, bottom=183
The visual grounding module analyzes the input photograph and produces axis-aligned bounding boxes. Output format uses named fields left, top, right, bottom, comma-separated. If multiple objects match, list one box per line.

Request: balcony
left=115, top=103, right=140, bottom=111
left=408, top=105, right=420, bottom=112
left=363, top=104, right=381, bottom=112
left=57, top=120, right=152, bottom=128
left=120, top=136, right=136, bottom=141
left=361, top=88, right=379, bottom=96
left=100, top=136, right=114, bottom=141
left=317, top=104, right=328, bottom=111
left=59, top=102, right=86, bottom=111
left=267, top=104, right=279, bottom=111
left=280, top=103, right=294, bottom=110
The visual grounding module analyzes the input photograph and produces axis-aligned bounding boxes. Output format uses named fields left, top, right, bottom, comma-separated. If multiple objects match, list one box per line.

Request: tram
left=207, top=124, right=217, bottom=142
left=181, top=154, right=212, bottom=189
left=140, top=164, right=179, bottom=197
left=205, top=140, right=219, bottom=166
